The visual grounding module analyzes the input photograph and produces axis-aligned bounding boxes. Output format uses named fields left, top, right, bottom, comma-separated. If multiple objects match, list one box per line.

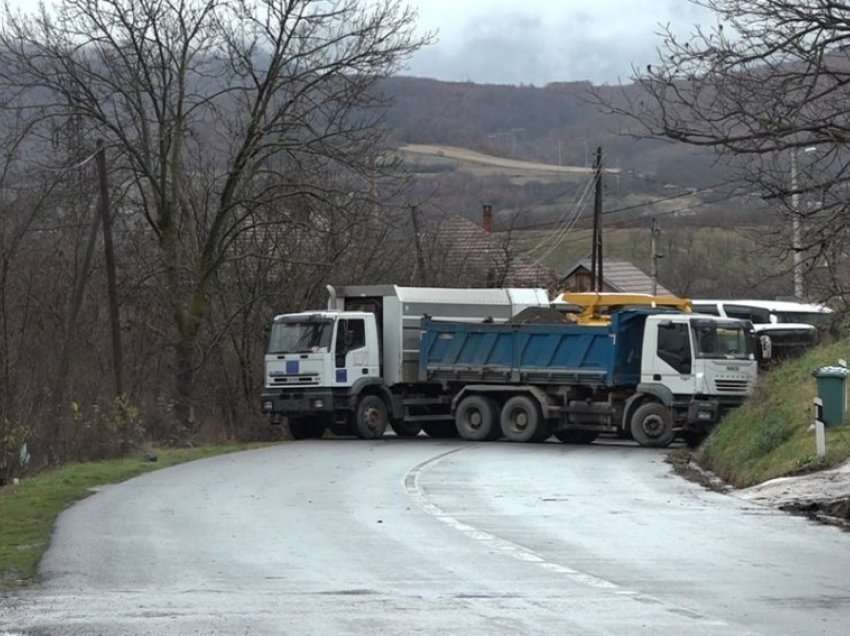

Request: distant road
left=3, top=440, right=850, bottom=635
left=400, top=144, right=622, bottom=175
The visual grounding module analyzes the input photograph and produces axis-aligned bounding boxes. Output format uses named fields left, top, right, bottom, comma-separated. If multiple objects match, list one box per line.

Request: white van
left=691, top=300, right=832, bottom=357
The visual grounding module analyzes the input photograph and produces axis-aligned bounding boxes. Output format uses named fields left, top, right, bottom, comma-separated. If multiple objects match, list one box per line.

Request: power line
left=525, top=175, right=595, bottom=259
left=515, top=179, right=741, bottom=231
left=543, top=191, right=747, bottom=251
left=526, top=177, right=594, bottom=265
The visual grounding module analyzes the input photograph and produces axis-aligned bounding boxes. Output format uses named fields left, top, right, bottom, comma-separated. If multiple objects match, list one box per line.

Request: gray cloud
left=406, top=0, right=714, bottom=85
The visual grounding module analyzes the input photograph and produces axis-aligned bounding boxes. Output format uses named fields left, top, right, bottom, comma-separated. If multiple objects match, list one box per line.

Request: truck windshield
left=692, top=323, right=750, bottom=359
left=268, top=319, right=333, bottom=354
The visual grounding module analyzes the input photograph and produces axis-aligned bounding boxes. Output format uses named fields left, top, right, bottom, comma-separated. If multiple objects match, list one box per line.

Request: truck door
left=334, top=318, right=369, bottom=387
left=650, top=321, right=696, bottom=394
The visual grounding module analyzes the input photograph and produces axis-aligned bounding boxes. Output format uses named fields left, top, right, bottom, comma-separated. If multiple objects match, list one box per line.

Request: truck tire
left=533, top=420, right=553, bottom=442
left=554, top=430, right=598, bottom=444
left=355, top=395, right=388, bottom=439
left=391, top=420, right=421, bottom=438
left=500, top=396, right=544, bottom=443
left=630, top=402, right=675, bottom=448
left=289, top=418, right=324, bottom=440
left=422, top=421, right=458, bottom=438
left=455, top=395, right=498, bottom=441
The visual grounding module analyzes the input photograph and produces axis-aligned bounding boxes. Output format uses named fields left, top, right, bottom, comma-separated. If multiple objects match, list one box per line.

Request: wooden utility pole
left=410, top=205, right=426, bottom=285
left=96, top=139, right=124, bottom=396
left=650, top=217, right=660, bottom=296
left=592, top=147, right=604, bottom=292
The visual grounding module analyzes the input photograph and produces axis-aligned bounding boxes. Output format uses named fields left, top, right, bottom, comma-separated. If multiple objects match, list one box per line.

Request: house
left=559, top=258, right=673, bottom=296
left=421, top=206, right=558, bottom=289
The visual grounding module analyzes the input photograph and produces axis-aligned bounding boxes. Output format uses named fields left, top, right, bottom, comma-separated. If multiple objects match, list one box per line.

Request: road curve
left=2, top=439, right=850, bottom=635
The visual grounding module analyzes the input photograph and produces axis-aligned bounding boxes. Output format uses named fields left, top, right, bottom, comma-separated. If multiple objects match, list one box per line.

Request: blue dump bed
left=418, top=310, right=652, bottom=388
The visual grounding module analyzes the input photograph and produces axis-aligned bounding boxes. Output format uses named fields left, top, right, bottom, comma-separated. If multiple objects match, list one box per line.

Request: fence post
left=814, top=397, right=826, bottom=459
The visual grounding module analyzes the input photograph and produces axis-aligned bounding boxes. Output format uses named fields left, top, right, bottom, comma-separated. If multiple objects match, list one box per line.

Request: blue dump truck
left=262, top=285, right=758, bottom=447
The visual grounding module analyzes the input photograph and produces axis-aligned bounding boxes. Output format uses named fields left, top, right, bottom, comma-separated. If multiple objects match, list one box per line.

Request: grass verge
left=698, top=338, right=850, bottom=488
left=0, top=443, right=270, bottom=589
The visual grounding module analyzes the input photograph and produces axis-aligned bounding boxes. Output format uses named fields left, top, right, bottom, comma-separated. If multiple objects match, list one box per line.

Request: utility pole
left=650, top=217, right=661, bottom=296
left=410, top=205, right=426, bottom=285
left=790, top=149, right=804, bottom=299
left=96, top=139, right=123, bottom=396
left=592, top=147, right=604, bottom=292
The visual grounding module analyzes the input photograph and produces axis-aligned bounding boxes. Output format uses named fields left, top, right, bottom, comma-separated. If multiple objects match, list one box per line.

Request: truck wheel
left=500, top=396, right=544, bottom=443
left=455, top=395, right=498, bottom=441
left=355, top=395, right=388, bottom=439
left=630, top=402, right=675, bottom=448
left=532, top=420, right=553, bottom=442
left=554, top=430, right=598, bottom=444
left=422, top=421, right=458, bottom=438
left=391, top=420, right=421, bottom=438
left=289, top=418, right=319, bottom=440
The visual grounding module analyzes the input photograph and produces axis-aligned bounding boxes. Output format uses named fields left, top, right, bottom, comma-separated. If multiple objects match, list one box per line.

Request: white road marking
left=403, top=446, right=749, bottom=632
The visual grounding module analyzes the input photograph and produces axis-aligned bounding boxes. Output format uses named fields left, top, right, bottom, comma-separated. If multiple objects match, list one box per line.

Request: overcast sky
left=4, top=0, right=715, bottom=86
left=406, top=0, right=714, bottom=85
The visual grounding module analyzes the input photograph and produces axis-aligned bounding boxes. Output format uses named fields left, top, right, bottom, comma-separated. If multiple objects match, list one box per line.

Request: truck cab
left=637, top=314, right=756, bottom=436
left=262, top=311, right=381, bottom=438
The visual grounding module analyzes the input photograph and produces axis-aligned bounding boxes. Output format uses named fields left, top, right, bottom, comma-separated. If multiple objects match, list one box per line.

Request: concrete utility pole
left=409, top=205, right=426, bottom=285
left=96, top=139, right=124, bottom=397
left=650, top=217, right=661, bottom=296
left=590, top=147, right=604, bottom=292
left=790, top=149, right=804, bottom=299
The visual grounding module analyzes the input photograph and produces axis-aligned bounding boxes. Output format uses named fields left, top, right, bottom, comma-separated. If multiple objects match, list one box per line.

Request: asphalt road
left=3, top=439, right=850, bottom=635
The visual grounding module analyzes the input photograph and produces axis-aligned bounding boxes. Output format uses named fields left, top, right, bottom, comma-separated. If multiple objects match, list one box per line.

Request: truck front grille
left=715, top=379, right=750, bottom=393
left=271, top=375, right=319, bottom=386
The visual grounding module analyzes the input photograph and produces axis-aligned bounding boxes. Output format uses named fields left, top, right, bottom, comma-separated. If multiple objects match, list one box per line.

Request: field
left=399, top=143, right=601, bottom=177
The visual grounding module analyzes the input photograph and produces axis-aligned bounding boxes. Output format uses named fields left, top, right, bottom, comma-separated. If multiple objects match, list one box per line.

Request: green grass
left=698, top=339, right=850, bottom=488
left=0, top=443, right=271, bottom=589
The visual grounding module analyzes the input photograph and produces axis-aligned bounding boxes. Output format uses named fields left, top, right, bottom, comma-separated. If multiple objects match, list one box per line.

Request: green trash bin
left=813, top=366, right=849, bottom=427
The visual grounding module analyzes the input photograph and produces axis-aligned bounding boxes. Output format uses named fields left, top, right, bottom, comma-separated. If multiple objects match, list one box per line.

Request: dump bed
left=418, top=310, right=651, bottom=387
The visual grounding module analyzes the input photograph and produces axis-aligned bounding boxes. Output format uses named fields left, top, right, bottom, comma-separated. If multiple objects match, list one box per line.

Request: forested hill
left=379, top=76, right=725, bottom=188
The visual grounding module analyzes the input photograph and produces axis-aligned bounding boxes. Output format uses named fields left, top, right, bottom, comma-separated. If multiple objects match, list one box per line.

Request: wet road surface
left=2, top=439, right=850, bottom=634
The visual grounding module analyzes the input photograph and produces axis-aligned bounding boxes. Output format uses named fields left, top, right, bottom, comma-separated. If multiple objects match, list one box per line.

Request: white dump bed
left=330, top=285, right=550, bottom=385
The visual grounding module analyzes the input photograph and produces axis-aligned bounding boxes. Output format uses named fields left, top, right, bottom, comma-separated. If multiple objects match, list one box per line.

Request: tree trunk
left=173, top=329, right=195, bottom=439
left=160, top=221, right=203, bottom=442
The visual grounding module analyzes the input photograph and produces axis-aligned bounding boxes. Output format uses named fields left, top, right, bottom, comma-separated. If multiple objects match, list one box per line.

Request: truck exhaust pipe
left=326, top=285, right=337, bottom=310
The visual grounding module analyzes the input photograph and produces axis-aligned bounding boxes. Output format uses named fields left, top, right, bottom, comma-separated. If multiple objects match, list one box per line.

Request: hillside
left=381, top=76, right=730, bottom=189
left=382, top=76, right=756, bottom=233
left=699, top=339, right=850, bottom=488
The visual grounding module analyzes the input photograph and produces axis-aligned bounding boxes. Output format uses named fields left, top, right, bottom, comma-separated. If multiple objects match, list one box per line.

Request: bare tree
left=593, top=0, right=850, bottom=303
left=0, top=0, right=430, bottom=438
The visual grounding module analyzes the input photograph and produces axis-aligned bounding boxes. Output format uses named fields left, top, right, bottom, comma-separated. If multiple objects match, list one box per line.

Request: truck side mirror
left=760, top=334, right=772, bottom=361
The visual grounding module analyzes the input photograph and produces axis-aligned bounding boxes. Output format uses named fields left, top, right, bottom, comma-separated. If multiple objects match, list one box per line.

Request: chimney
left=482, top=204, right=493, bottom=233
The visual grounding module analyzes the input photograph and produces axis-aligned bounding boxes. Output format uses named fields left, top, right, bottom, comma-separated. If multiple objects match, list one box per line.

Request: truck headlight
left=263, top=400, right=273, bottom=412
left=313, top=399, right=324, bottom=408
